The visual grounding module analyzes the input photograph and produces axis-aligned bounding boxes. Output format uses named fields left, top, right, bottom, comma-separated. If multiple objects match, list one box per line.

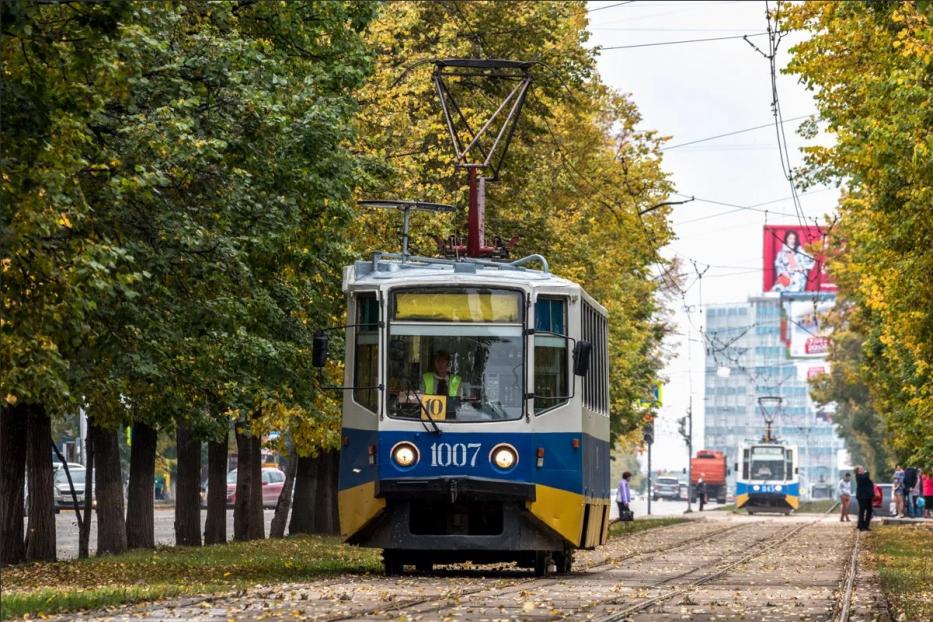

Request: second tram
left=735, top=442, right=800, bottom=514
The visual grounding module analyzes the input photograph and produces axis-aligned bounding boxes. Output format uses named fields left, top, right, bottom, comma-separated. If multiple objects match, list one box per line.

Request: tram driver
left=397, top=350, right=462, bottom=419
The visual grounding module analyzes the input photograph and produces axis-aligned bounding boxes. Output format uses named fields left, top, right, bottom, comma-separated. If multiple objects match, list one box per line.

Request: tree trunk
left=270, top=445, right=297, bottom=538
left=126, top=422, right=156, bottom=549
left=316, top=450, right=339, bottom=535
left=0, top=404, right=27, bottom=566
left=233, top=422, right=252, bottom=541
left=78, top=427, right=94, bottom=558
left=288, top=455, right=315, bottom=535
left=204, top=436, right=228, bottom=545
left=174, top=425, right=202, bottom=547
left=91, top=423, right=127, bottom=555
left=25, top=406, right=56, bottom=561
left=247, top=433, right=264, bottom=539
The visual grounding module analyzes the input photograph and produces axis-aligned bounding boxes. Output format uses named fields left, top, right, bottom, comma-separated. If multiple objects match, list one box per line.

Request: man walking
left=838, top=472, right=852, bottom=522
left=903, top=465, right=919, bottom=518
left=855, top=466, right=875, bottom=531
left=696, top=476, right=707, bottom=511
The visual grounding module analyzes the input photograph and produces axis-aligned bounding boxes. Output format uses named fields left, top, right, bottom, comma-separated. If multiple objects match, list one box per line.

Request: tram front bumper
left=348, top=477, right=561, bottom=552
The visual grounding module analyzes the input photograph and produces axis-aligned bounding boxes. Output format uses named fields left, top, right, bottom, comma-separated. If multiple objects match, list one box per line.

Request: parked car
left=225, top=468, right=286, bottom=508
left=847, top=483, right=894, bottom=517
left=25, top=461, right=86, bottom=515
left=653, top=476, right=682, bottom=501
left=53, top=465, right=94, bottom=512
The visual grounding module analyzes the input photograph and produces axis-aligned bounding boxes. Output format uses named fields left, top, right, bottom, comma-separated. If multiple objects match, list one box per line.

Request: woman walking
left=838, top=472, right=852, bottom=522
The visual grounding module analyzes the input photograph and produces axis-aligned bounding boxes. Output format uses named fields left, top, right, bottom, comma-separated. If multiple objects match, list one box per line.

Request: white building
left=703, top=295, right=845, bottom=499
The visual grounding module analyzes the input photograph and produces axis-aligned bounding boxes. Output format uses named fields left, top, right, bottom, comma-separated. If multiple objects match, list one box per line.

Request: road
left=50, top=508, right=276, bottom=558
left=48, top=510, right=890, bottom=621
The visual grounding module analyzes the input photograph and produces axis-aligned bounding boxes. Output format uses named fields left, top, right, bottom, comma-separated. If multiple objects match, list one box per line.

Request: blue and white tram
left=735, top=443, right=800, bottom=514
left=320, top=253, right=611, bottom=575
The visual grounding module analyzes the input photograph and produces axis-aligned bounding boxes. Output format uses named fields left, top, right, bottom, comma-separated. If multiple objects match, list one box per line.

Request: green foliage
left=782, top=1, right=933, bottom=465
left=1, top=2, right=377, bottom=441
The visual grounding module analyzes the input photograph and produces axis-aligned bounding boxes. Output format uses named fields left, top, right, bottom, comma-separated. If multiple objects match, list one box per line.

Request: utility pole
left=643, top=423, right=654, bottom=516
left=686, top=396, right=694, bottom=513
left=678, top=400, right=694, bottom=514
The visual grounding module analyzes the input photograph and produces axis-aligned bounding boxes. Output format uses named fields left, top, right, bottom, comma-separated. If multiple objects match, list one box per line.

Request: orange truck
left=691, top=450, right=728, bottom=504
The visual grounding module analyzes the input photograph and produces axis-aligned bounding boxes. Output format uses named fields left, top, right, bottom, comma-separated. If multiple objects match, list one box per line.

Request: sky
left=585, top=0, right=839, bottom=472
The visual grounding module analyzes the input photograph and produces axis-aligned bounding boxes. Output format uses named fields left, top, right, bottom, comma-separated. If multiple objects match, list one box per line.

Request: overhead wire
left=587, top=1, right=636, bottom=12
left=662, top=114, right=814, bottom=151
left=601, top=32, right=769, bottom=50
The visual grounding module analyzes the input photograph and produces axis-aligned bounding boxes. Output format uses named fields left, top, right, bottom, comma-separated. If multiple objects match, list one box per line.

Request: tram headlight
left=775, top=485, right=783, bottom=492
left=752, top=484, right=761, bottom=491
left=490, top=444, right=518, bottom=470
left=391, top=442, right=419, bottom=468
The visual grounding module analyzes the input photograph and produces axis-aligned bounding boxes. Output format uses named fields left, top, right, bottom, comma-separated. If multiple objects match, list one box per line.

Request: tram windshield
left=387, top=288, right=524, bottom=422
left=749, top=446, right=786, bottom=481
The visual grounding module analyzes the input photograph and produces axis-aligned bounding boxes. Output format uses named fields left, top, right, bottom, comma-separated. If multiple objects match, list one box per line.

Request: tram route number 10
left=430, top=442, right=482, bottom=467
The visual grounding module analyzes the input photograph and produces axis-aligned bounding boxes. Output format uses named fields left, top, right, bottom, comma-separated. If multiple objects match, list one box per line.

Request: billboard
left=786, top=299, right=833, bottom=358
left=763, top=225, right=835, bottom=294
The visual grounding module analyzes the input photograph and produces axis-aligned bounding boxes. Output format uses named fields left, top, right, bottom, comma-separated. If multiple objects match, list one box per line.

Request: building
left=703, top=295, right=845, bottom=499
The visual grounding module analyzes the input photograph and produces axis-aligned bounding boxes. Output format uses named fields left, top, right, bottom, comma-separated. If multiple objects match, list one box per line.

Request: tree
left=90, top=422, right=127, bottom=555
left=2, top=0, right=379, bottom=557
left=203, top=433, right=228, bottom=546
left=0, top=405, right=27, bottom=565
left=782, top=1, right=933, bottom=465
left=174, top=425, right=201, bottom=547
left=126, top=422, right=157, bottom=549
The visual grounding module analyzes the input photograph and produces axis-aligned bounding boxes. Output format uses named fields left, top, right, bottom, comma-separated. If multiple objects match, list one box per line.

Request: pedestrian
left=903, top=465, right=919, bottom=518
left=838, top=472, right=852, bottom=522
left=893, top=464, right=905, bottom=517
left=616, top=471, right=632, bottom=521
left=855, top=466, right=875, bottom=531
left=922, top=469, right=933, bottom=519
left=696, top=475, right=707, bottom=511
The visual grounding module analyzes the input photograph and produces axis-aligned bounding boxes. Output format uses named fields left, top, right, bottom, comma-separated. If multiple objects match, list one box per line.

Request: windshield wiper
left=401, top=379, right=441, bottom=435
left=419, top=398, right=442, bottom=435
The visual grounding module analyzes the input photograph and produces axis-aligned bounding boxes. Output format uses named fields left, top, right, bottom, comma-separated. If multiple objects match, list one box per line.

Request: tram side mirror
left=312, top=330, right=330, bottom=368
left=572, top=340, right=592, bottom=376
left=734, top=462, right=739, bottom=472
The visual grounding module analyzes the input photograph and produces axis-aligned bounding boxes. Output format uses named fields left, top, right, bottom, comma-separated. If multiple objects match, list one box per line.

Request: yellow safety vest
left=422, top=373, right=461, bottom=397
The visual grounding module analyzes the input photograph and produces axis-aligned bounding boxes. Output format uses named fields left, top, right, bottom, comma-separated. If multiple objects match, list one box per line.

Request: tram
left=314, top=252, right=611, bottom=575
left=735, top=442, right=800, bottom=514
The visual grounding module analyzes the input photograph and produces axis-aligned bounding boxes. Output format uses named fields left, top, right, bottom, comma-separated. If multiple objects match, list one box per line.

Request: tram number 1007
left=430, top=442, right=482, bottom=467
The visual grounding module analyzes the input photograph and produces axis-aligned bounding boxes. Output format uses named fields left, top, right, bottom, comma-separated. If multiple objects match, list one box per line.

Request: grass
left=866, top=522, right=933, bottom=622
left=609, top=516, right=689, bottom=536
left=0, top=534, right=381, bottom=620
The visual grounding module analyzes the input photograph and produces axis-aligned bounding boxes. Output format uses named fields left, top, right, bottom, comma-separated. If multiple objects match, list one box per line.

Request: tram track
left=321, top=520, right=752, bottom=621
left=835, top=529, right=861, bottom=622
left=587, top=502, right=842, bottom=622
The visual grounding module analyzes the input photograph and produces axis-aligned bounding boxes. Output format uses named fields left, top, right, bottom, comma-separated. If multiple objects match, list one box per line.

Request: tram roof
left=343, top=253, right=605, bottom=313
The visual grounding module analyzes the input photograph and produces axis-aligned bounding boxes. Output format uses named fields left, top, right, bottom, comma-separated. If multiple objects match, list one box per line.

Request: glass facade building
left=703, top=295, right=845, bottom=499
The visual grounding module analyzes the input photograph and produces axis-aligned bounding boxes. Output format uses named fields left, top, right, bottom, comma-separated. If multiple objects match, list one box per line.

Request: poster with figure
left=763, top=225, right=836, bottom=293
left=786, top=298, right=834, bottom=358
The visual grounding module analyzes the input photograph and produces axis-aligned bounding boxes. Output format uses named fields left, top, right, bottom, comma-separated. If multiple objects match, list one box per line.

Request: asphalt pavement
left=49, top=508, right=276, bottom=559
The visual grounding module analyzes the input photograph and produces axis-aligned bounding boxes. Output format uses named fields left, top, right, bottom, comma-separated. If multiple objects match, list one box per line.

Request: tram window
left=581, top=301, right=608, bottom=414
left=534, top=297, right=568, bottom=413
left=386, top=325, right=524, bottom=422
left=750, top=446, right=785, bottom=480
left=353, top=293, right=379, bottom=413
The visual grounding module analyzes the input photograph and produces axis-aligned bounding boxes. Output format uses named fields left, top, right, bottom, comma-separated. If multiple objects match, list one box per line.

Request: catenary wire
left=602, top=32, right=768, bottom=50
